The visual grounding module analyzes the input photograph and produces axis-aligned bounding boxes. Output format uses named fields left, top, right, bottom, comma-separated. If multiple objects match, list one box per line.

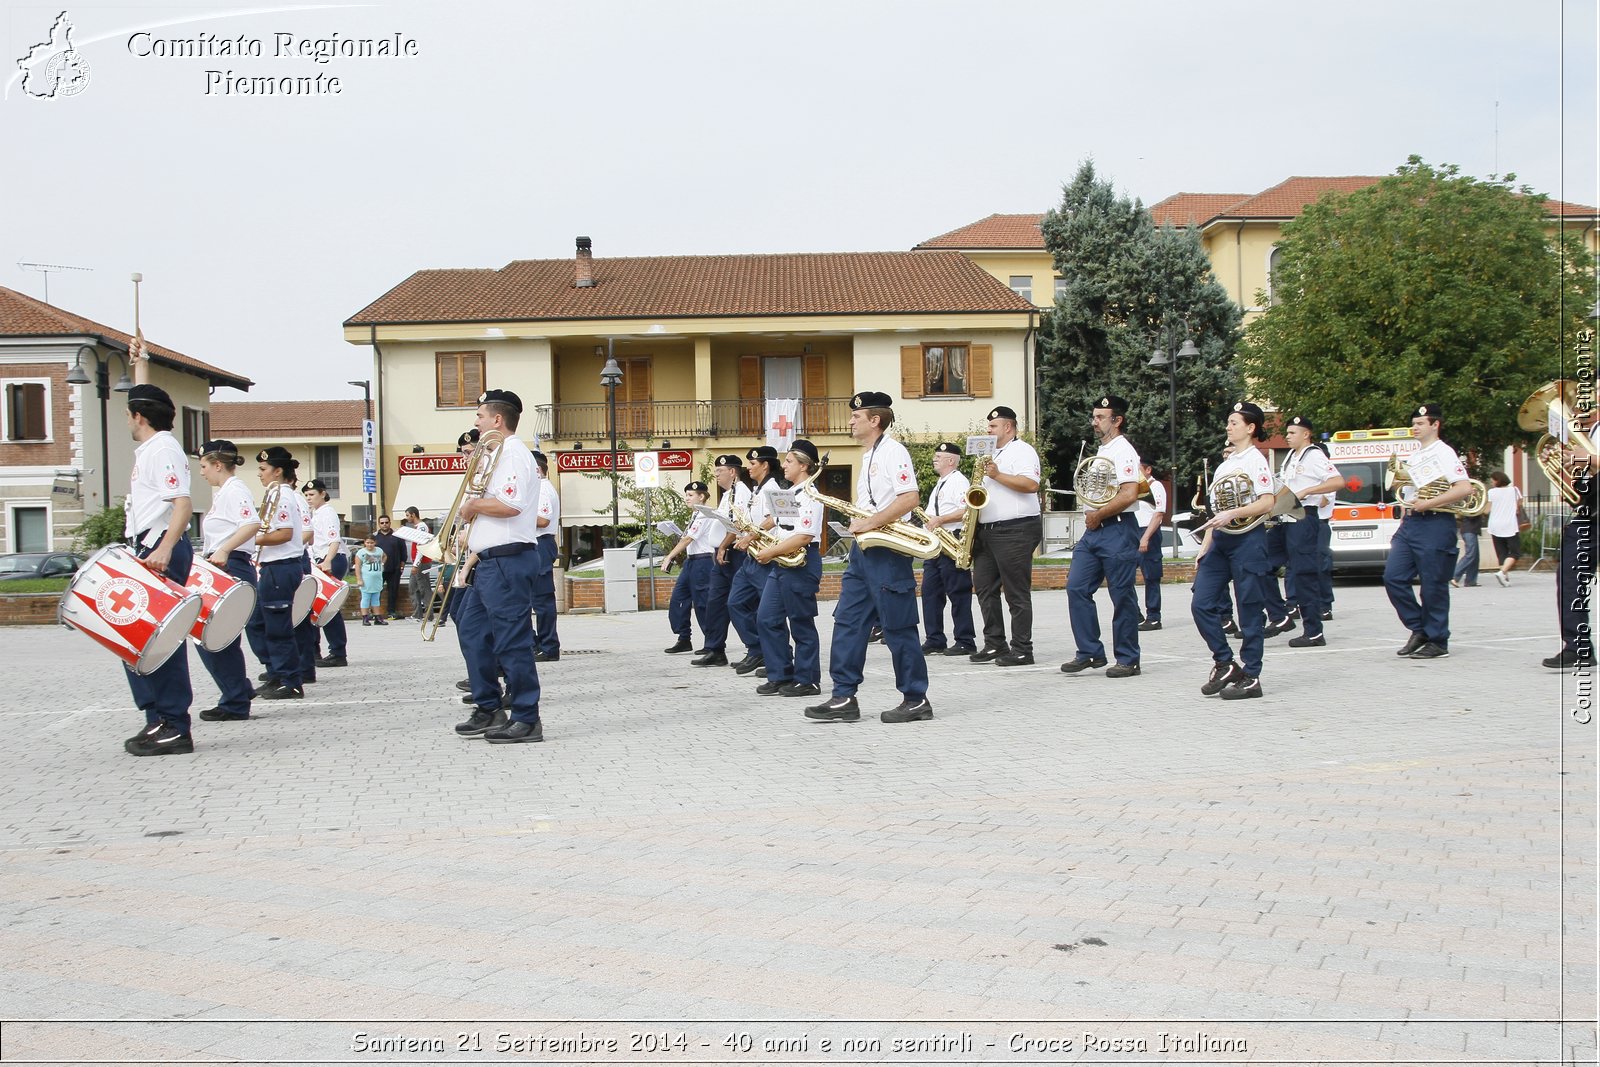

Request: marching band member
left=1193, top=402, right=1276, bottom=700
left=1545, top=395, right=1599, bottom=669
left=692, top=456, right=754, bottom=667
left=1384, top=403, right=1474, bottom=660
left=660, top=481, right=716, bottom=654
left=193, top=440, right=261, bottom=723
left=451, top=389, right=545, bottom=744
left=726, top=446, right=782, bottom=677
left=247, top=447, right=307, bottom=700
left=285, top=471, right=320, bottom=686
left=805, top=391, right=932, bottom=723
left=918, top=442, right=977, bottom=656
left=1061, top=394, right=1143, bottom=677
left=754, top=440, right=824, bottom=698
left=1278, top=415, right=1345, bottom=648
left=304, top=479, right=349, bottom=666
left=532, top=451, right=561, bottom=662
left=1134, top=460, right=1167, bottom=632
left=970, top=405, right=1042, bottom=666
left=121, top=384, right=197, bottom=755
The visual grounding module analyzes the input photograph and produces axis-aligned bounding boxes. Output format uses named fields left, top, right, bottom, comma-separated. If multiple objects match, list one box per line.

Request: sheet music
left=655, top=520, right=683, bottom=539
left=766, top=489, right=799, bottom=520
left=966, top=434, right=998, bottom=458
left=392, top=526, right=432, bottom=545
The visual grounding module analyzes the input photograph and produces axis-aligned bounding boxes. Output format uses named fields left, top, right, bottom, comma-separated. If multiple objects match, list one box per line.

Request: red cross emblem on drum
left=190, top=567, right=215, bottom=591
left=96, top=577, right=149, bottom=624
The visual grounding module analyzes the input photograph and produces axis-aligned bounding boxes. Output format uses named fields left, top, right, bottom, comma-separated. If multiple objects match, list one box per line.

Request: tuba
left=1385, top=454, right=1490, bottom=518
left=419, top=429, right=505, bottom=640
left=1518, top=379, right=1599, bottom=507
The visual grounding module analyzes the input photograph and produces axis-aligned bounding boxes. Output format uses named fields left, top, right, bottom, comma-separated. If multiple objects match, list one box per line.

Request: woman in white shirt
left=1483, top=471, right=1523, bottom=587
left=194, top=440, right=262, bottom=721
left=304, top=480, right=349, bottom=666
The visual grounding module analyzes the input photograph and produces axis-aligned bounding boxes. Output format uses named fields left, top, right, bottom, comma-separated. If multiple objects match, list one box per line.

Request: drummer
left=303, top=479, right=349, bottom=669
left=193, top=440, right=262, bottom=722
left=246, top=447, right=306, bottom=699
left=121, top=383, right=198, bottom=756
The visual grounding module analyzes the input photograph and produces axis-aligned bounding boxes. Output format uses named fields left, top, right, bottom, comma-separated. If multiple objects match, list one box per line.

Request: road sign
left=634, top=451, right=660, bottom=488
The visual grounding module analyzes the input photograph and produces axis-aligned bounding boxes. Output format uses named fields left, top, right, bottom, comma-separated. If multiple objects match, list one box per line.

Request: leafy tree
left=1240, top=156, right=1595, bottom=462
left=1038, top=161, right=1243, bottom=498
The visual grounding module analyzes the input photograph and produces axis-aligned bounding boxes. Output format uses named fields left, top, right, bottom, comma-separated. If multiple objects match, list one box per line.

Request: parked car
left=0, top=551, right=85, bottom=582
left=566, top=537, right=668, bottom=576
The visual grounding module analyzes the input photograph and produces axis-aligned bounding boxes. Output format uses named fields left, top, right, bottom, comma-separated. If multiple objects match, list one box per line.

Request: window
left=923, top=344, right=969, bottom=396
left=738, top=353, right=826, bottom=434
left=180, top=406, right=210, bottom=456
left=1054, top=276, right=1069, bottom=301
left=900, top=344, right=992, bottom=399
left=436, top=351, right=485, bottom=408
left=315, top=445, right=340, bottom=497
left=1266, top=246, right=1284, bottom=306
left=3, top=381, right=49, bottom=442
left=10, top=505, right=48, bottom=552
left=1008, top=275, right=1033, bottom=303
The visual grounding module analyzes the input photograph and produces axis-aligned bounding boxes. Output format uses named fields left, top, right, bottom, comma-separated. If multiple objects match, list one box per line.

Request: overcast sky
left=4, top=0, right=1596, bottom=400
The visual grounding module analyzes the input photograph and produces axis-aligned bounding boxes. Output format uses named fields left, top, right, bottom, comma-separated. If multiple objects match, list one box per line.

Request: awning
left=391, top=475, right=461, bottom=519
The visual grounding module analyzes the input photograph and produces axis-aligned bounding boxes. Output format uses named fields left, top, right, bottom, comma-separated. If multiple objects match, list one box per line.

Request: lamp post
left=348, top=379, right=374, bottom=532
left=598, top=339, right=623, bottom=548
left=65, top=344, right=133, bottom=510
left=1147, top=331, right=1200, bottom=559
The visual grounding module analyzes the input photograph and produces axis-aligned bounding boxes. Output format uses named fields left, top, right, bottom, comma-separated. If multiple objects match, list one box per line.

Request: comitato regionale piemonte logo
left=16, top=11, right=91, bottom=99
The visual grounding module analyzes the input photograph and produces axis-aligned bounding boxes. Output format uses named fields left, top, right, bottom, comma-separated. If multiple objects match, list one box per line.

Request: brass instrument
left=1211, top=470, right=1269, bottom=534
left=253, top=482, right=284, bottom=565
left=1178, top=458, right=1212, bottom=530
left=727, top=464, right=828, bottom=569
left=1518, top=379, right=1599, bottom=506
left=420, top=429, right=506, bottom=641
left=913, top=483, right=988, bottom=569
left=801, top=484, right=944, bottom=560
left=1384, top=454, right=1489, bottom=518
left=1073, top=453, right=1151, bottom=509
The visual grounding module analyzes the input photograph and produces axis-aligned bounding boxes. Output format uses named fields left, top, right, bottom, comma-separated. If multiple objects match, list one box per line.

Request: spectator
left=1452, top=512, right=1482, bottom=588
left=1484, top=471, right=1523, bottom=587
left=373, top=514, right=404, bottom=619
left=405, top=505, right=433, bottom=620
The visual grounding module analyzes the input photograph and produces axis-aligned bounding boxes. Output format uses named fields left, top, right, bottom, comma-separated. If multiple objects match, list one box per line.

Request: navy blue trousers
left=828, top=545, right=927, bottom=701
left=701, top=548, right=745, bottom=653
left=246, top=558, right=304, bottom=690
left=1317, top=515, right=1335, bottom=608
left=533, top=537, right=559, bottom=656
left=126, top=536, right=194, bottom=731
left=457, top=549, right=541, bottom=724
left=1259, top=522, right=1290, bottom=624
left=195, top=550, right=257, bottom=715
left=1193, top=527, right=1269, bottom=677
left=1383, top=512, right=1458, bottom=645
left=758, top=546, right=821, bottom=685
left=1066, top=514, right=1141, bottom=665
left=1284, top=515, right=1325, bottom=637
left=919, top=554, right=974, bottom=649
left=294, top=554, right=318, bottom=679
left=1137, top=539, right=1163, bottom=621
left=315, top=553, right=349, bottom=658
left=668, top=554, right=713, bottom=641
left=727, top=552, right=769, bottom=658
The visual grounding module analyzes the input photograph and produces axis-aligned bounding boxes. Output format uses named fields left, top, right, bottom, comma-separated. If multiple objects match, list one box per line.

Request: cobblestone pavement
left=1, top=574, right=1593, bottom=1065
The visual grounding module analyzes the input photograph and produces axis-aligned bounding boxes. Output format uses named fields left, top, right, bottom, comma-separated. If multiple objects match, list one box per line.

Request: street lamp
left=66, top=344, right=133, bottom=509
left=1148, top=332, right=1200, bottom=559
left=348, top=379, right=374, bottom=533
left=599, top=339, right=623, bottom=548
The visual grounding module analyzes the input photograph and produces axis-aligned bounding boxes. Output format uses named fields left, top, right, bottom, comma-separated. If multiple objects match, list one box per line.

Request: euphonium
left=1518, top=379, right=1599, bottom=507
left=801, top=484, right=944, bottom=559
left=1384, top=454, right=1489, bottom=518
left=420, top=429, right=506, bottom=641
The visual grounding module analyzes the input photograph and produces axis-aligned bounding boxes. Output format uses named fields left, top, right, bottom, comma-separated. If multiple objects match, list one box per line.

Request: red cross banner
left=765, top=398, right=799, bottom=452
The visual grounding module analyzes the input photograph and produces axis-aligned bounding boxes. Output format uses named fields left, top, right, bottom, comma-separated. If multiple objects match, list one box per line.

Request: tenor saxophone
left=801, top=486, right=944, bottom=559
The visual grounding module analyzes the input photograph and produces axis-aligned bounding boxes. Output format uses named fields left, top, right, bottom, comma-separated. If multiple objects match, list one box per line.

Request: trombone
left=419, top=429, right=505, bottom=641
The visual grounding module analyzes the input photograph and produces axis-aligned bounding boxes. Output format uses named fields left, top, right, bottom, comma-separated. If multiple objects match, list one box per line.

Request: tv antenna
left=17, top=262, right=92, bottom=304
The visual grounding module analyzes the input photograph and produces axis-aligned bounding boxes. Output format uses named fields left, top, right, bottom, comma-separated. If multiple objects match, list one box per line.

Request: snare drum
left=59, top=543, right=203, bottom=675
left=185, top=557, right=257, bottom=652
left=308, top=565, right=351, bottom=626
left=290, top=572, right=317, bottom=626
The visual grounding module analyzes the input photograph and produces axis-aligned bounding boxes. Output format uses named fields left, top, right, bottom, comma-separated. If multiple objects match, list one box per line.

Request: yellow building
left=211, top=400, right=370, bottom=531
left=344, top=243, right=1035, bottom=559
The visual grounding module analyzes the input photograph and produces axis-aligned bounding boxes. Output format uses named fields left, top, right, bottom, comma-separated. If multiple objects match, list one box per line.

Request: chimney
left=574, top=236, right=594, bottom=288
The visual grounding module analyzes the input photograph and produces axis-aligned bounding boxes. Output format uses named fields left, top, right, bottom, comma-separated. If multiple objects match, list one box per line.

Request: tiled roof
left=913, top=214, right=1047, bottom=250
left=0, top=285, right=252, bottom=390
left=1211, top=176, right=1385, bottom=220
left=1149, top=192, right=1251, bottom=228
left=212, top=400, right=365, bottom=438
left=347, top=251, right=1034, bottom=326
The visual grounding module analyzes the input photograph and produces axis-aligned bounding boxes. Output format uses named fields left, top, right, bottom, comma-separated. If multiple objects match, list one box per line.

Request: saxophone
left=912, top=480, right=988, bottom=570
left=801, top=485, right=944, bottom=560
left=728, top=465, right=828, bottom=569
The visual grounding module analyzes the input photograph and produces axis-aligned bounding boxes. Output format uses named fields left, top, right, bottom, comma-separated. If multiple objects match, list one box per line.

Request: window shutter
left=802, top=353, right=827, bottom=431
left=900, top=346, right=924, bottom=399
left=23, top=383, right=46, bottom=439
left=438, top=356, right=457, bottom=407
left=626, top=358, right=653, bottom=436
left=739, top=355, right=761, bottom=434
left=462, top=356, right=484, bottom=403
left=969, top=344, right=993, bottom=398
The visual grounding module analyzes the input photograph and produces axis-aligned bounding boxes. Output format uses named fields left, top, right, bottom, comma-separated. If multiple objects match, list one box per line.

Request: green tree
left=73, top=499, right=127, bottom=553
left=1240, top=157, right=1595, bottom=462
left=1037, top=161, right=1243, bottom=497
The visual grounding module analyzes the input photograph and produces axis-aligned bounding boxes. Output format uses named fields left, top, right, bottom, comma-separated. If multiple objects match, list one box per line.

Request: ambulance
left=1323, top=426, right=1421, bottom=574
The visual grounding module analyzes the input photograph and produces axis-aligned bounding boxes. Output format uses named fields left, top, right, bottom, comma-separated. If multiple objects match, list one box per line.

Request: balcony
left=533, top=398, right=855, bottom=442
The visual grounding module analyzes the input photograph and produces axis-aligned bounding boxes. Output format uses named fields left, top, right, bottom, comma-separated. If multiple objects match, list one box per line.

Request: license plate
left=1338, top=529, right=1373, bottom=540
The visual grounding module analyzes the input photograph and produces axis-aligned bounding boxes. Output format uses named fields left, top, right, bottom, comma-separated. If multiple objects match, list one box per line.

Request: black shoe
left=755, top=680, right=785, bottom=696
left=693, top=647, right=710, bottom=655
left=692, top=650, right=729, bottom=667
left=780, top=682, right=821, bottom=697
left=1286, top=607, right=1301, bottom=620
left=1288, top=633, right=1326, bottom=648
left=1321, top=609, right=1333, bottom=621
left=995, top=651, right=1034, bottom=666
left=1201, top=661, right=1244, bottom=696
left=260, top=684, right=304, bottom=700
left=1221, top=618, right=1240, bottom=637
left=1264, top=618, right=1293, bottom=638
left=455, top=679, right=472, bottom=692
left=734, top=655, right=765, bottom=676
left=664, top=638, right=694, bottom=654
left=126, top=723, right=194, bottom=756
left=944, top=643, right=977, bottom=656
left=535, top=650, right=560, bottom=662
left=485, top=719, right=544, bottom=744
left=969, top=646, right=1008, bottom=663
left=882, top=696, right=933, bottom=723
left=1219, top=675, right=1263, bottom=700
left=1409, top=641, right=1449, bottom=659
left=1059, top=656, right=1107, bottom=674
left=198, top=706, right=249, bottom=722
left=1105, top=662, right=1141, bottom=678
left=372, top=617, right=387, bottom=626
left=754, top=666, right=767, bottom=677
left=316, top=655, right=347, bottom=668
left=1137, top=619, right=1162, bottom=631
left=301, top=672, right=317, bottom=685
left=256, top=670, right=273, bottom=682
left=804, top=696, right=861, bottom=722
left=1543, top=649, right=1597, bottom=669
left=252, top=679, right=282, bottom=697
left=868, top=627, right=883, bottom=643
left=1396, top=632, right=1427, bottom=657
left=455, top=707, right=508, bottom=736
left=123, top=722, right=161, bottom=749
left=361, top=617, right=372, bottom=626
left=920, top=639, right=946, bottom=653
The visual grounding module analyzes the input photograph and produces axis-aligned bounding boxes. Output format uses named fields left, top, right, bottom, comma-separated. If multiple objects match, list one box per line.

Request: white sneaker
left=1495, top=572, right=1510, bottom=587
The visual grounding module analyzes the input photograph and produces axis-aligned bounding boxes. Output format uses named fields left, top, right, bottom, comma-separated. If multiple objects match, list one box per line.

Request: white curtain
left=765, top=357, right=804, bottom=432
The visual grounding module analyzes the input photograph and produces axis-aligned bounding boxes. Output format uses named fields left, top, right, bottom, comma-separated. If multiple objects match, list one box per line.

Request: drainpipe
left=1234, top=222, right=1247, bottom=310
left=1023, top=308, right=1037, bottom=433
left=370, top=326, right=385, bottom=521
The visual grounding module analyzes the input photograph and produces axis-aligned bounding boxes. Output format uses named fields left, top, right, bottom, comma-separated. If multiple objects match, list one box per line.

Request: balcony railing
left=533, top=398, right=855, bottom=442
